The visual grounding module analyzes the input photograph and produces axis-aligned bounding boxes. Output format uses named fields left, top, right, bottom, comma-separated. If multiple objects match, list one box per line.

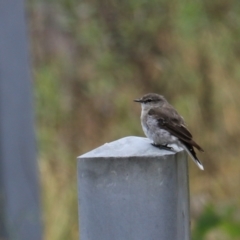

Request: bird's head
left=134, top=93, right=167, bottom=111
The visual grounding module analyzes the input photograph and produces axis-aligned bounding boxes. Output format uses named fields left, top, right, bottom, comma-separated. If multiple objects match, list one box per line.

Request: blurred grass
left=28, top=0, right=240, bottom=239
left=192, top=204, right=240, bottom=240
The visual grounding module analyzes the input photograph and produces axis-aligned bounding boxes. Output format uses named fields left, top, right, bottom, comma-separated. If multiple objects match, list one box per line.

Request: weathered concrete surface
left=78, top=136, right=190, bottom=240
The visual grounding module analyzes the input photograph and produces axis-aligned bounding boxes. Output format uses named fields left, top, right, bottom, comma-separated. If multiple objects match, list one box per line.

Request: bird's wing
left=148, top=108, right=204, bottom=152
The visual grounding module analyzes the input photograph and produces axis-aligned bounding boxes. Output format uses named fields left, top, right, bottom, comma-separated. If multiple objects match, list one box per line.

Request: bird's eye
left=145, top=99, right=152, bottom=103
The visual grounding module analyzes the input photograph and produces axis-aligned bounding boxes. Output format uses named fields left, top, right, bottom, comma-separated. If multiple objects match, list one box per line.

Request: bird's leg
left=151, top=143, right=174, bottom=151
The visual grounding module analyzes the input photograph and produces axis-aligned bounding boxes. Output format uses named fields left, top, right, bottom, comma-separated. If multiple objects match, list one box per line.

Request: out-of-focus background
left=27, top=0, right=240, bottom=239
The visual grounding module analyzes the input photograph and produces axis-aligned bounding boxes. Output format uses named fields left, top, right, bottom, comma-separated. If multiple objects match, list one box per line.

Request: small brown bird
left=134, top=93, right=204, bottom=170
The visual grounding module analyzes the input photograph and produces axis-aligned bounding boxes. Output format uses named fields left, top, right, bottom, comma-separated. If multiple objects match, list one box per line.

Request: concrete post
left=0, top=0, right=42, bottom=239
left=78, top=136, right=190, bottom=240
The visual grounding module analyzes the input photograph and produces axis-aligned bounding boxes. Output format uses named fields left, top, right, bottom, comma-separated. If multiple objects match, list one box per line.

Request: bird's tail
left=181, top=143, right=204, bottom=170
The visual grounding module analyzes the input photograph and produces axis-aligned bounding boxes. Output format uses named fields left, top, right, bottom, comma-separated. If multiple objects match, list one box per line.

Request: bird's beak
left=134, top=98, right=143, bottom=103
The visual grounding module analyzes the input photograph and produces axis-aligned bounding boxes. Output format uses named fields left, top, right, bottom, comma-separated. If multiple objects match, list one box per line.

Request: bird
left=134, top=93, right=204, bottom=170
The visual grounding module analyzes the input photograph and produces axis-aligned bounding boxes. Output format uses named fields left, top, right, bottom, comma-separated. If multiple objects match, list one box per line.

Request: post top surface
left=78, top=136, right=183, bottom=159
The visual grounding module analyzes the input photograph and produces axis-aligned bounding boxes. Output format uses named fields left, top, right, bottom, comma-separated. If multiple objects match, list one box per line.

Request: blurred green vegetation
left=192, top=204, right=240, bottom=240
left=28, top=0, right=240, bottom=239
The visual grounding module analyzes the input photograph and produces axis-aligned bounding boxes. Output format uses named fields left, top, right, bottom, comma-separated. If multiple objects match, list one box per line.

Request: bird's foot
left=151, top=143, right=174, bottom=152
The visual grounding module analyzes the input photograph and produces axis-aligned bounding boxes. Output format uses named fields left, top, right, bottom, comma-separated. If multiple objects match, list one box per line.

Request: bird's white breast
left=141, top=113, right=178, bottom=145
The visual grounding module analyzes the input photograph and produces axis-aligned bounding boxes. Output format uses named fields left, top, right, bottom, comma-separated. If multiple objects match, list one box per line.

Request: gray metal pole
left=78, top=136, right=190, bottom=240
left=0, top=0, right=42, bottom=239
